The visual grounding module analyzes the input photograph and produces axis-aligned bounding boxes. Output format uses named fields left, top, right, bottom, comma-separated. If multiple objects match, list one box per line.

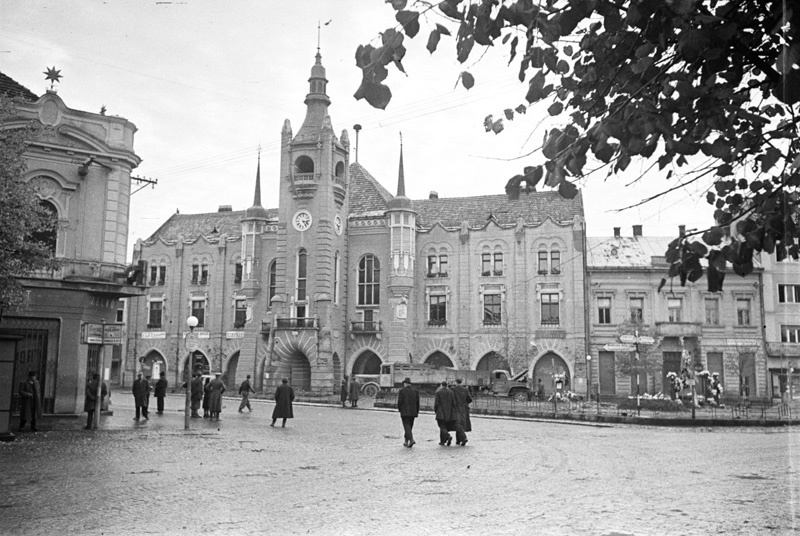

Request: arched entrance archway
left=332, top=352, right=342, bottom=384
left=141, top=350, right=166, bottom=379
left=352, top=350, right=382, bottom=375
left=476, top=351, right=510, bottom=372
left=425, top=351, right=454, bottom=369
left=532, top=352, right=570, bottom=396
left=183, top=351, right=210, bottom=382
left=274, top=351, right=312, bottom=391
left=225, top=351, right=240, bottom=389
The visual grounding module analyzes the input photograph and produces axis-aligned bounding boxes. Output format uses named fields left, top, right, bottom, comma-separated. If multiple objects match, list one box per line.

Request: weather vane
left=43, top=66, right=62, bottom=90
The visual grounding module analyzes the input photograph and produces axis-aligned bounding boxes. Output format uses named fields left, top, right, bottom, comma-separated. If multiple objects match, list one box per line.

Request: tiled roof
left=414, top=190, right=584, bottom=229
left=0, top=72, right=38, bottom=101
left=144, top=209, right=278, bottom=244
left=587, top=236, right=673, bottom=268
left=348, top=162, right=393, bottom=215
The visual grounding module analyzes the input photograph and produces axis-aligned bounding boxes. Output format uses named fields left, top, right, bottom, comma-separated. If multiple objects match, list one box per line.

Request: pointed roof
left=245, top=151, right=269, bottom=220
left=0, top=71, right=38, bottom=101
left=295, top=50, right=332, bottom=142
left=387, top=139, right=413, bottom=211
left=348, top=162, right=393, bottom=215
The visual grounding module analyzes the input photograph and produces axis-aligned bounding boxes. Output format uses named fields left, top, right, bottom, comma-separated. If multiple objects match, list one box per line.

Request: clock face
left=293, top=210, right=312, bottom=231
left=334, top=215, right=343, bottom=235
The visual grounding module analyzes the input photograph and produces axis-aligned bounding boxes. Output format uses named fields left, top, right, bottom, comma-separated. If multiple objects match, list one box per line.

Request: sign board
left=604, top=343, right=636, bottom=352
left=83, top=323, right=104, bottom=344
left=185, top=332, right=200, bottom=352
left=226, top=331, right=245, bottom=339
left=535, top=329, right=567, bottom=339
left=82, top=323, right=124, bottom=345
left=142, top=331, right=166, bottom=340
left=102, top=324, right=123, bottom=345
left=619, top=334, right=655, bottom=345
left=619, top=335, right=638, bottom=344
left=637, top=336, right=656, bottom=344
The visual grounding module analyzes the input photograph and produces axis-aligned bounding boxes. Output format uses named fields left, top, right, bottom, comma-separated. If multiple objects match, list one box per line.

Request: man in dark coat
left=206, top=373, right=226, bottom=420
left=239, top=374, right=254, bottom=412
left=434, top=381, right=457, bottom=446
left=340, top=376, right=348, bottom=408
left=18, top=371, right=42, bottom=432
left=349, top=376, right=360, bottom=408
left=154, top=372, right=168, bottom=415
left=190, top=374, right=204, bottom=418
left=132, top=372, right=150, bottom=420
left=397, top=377, right=420, bottom=448
left=451, top=378, right=473, bottom=446
left=271, top=378, right=294, bottom=427
left=84, top=373, right=107, bottom=430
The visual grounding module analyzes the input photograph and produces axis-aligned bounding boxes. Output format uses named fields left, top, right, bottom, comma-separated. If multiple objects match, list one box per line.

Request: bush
left=617, top=398, right=687, bottom=413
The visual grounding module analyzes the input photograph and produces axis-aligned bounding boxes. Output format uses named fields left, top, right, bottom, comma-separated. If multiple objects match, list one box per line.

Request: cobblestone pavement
left=1, top=390, right=798, bottom=536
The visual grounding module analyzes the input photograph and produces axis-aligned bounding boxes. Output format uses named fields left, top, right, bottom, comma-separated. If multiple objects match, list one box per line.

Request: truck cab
left=489, top=370, right=530, bottom=401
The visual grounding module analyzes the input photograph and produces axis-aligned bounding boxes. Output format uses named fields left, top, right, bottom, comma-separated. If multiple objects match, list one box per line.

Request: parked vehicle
left=359, top=362, right=530, bottom=401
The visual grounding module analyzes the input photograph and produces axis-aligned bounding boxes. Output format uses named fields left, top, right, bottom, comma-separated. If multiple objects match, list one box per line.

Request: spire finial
left=253, top=145, right=262, bottom=207
left=397, top=131, right=406, bottom=197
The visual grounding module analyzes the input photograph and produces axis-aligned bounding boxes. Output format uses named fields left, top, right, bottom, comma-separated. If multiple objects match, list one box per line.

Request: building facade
left=126, top=53, right=589, bottom=395
left=587, top=226, right=768, bottom=400
left=1, top=73, right=143, bottom=414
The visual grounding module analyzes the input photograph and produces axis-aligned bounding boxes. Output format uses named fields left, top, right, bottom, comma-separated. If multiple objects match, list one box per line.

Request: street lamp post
left=184, top=316, right=199, bottom=430
left=586, top=354, right=592, bottom=403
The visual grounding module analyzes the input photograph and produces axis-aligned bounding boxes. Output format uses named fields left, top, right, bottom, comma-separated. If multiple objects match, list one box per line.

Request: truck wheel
left=512, top=390, right=527, bottom=403
left=362, top=383, right=379, bottom=398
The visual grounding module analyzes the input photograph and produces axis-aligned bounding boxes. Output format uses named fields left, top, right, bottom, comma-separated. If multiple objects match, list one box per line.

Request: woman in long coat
left=206, top=373, right=226, bottom=420
left=340, top=376, right=348, bottom=408
left=271, top=378, right=294, bottom=427
left=349, top=377, right=360, bottom=408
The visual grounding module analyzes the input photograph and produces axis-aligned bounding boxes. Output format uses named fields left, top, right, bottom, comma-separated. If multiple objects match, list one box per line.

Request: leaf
left=702, top=226, right=724, bottom=246
left=460, top=71, right=475, bottom=89
left=515, top=104, right=527, bottom=115
left=457, top=35, right=475, bottom=63
left=791, top=154, right=800, bottom=170
left=387, top=0, right=407, bottom=10
left=525, top=70, right=546, bottom=103
left=504, top=108, right=514, bottom=120
left=547, top=102, right=563, bottom=116
left=353, top=79, right=392, bottom=109
left=435, top=23, right=451, bottom=36
left=558, top=179, right=579, bottom=199
left=396, top=10, right=420, bottom=38
left=761, top=147, right=782, bottom=173
left=484, top=115, right=495, bottom=132
left=427, top=29, right=442, bottom=53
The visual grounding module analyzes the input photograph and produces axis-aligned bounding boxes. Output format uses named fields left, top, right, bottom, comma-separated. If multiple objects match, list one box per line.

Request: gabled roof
left=587, top=236, right=673, bottom=268
left=414, top=190, right=584, bottom=229
left=144, top=209, right=278, bottom=244
left=0, top=72, right=38, bottom=102
left=349, top=162, right=393, bottom=215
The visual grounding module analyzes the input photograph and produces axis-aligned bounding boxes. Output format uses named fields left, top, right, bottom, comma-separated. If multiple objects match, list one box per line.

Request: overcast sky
left=2, top=1, right=714, bottom=257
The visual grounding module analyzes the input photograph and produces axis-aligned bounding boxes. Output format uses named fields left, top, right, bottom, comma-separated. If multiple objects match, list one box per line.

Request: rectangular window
left=191, top=264, right=199, bottom=284
left=158, top=266, right=166, bottom=285
left=668, top=298, right=683, bottom=322
left=148, top=301, right=162, bottom=328
left=191, top=300, right=205, bottom=327
left=429, top=295, right=447, bottom=326
left=268, top=261, right=277, bottom=304
left=150, top=266, right=158, bottom=285
left=234, top=263, right=242, bottom=284
left=550, top=251, right=561, bottom=274
left=781, top=325, right=800, bottom=343
left=481, top=253, right=492, bottom=276
left=538, top=251, right=548, bottom=273
left=427, top=255, right=438, bottom=277
left=778, top=284, right=800, bottom=303
left=704, top=298, right=720, bottom=325
left=541, top=293, right=560, bottom=325
left=630, top=297, right=644, bottom=324
left=597, top=297, right=611, bottom=324
left=736, top=298, right=751, bottom=326
left=333, top=254, right=340, bottom=304
left=483, top=294, right=501, bottom=325
left=438, top=255, right=448, bottom=277
left=116, top=307, right=125, bottom=323
left=493, top=253, right=503, bottom=276
left=234, top=299, right=247, bottom=328
left=297, top=251, right=307, bottom=302
left=362, top=309, right=376, bottom=331
left=200, top=264, right=209, bottom=285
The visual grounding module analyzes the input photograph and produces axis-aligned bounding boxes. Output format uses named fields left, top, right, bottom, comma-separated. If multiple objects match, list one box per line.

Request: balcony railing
left=427, top=319, right=447, bottom=327
left=275, top=317, right=318, bottom=330
left=294, top=173, right=316, bottom=182
left=350, top=321, right=382, bottom=334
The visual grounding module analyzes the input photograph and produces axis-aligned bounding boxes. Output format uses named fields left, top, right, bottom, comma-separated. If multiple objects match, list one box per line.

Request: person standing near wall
left=340, top=376, right=348, bottom=408
left=132, top=372, right=150, bottom=421
left=349, top=376, right=360, bottom=408
left=190, top=373, right=204, bottom=418
left=18, top=371, right=41, bottom=432
left=84, top=373, right=107, bottom=430
left=154, top=372, right=168, bottom=415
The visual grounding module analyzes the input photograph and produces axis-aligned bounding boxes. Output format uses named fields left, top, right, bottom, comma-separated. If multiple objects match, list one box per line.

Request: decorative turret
left=387, top=135, right=415, bottom=275
left=242, top=150, right=269, bottom=282
left=295, top=50, right=332, bottom=141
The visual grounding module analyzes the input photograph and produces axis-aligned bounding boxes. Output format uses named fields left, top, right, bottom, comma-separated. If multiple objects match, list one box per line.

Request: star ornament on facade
left=43, top=66, right=62, bottom=89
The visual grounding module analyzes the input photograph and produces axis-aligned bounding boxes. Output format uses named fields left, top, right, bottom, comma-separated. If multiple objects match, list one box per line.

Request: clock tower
left=272, top=49, right=350, bottom=391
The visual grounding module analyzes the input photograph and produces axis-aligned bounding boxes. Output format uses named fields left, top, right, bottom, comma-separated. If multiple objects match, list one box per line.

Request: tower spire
left=253, top=145, right=262, bottom=207
left=397, top=132, right=405, bottom=197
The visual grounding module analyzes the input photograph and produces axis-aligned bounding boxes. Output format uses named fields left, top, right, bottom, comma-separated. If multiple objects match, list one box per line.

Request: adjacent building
left=1, top=72, right=143, bottom=414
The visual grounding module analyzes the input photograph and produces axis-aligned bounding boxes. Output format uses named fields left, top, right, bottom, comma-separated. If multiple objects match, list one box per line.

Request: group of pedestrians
left=187, top=372, right=227, bottom=420
left=339, top=376, right=360, bottom=408
left=396, top=377, right=473, bottom=448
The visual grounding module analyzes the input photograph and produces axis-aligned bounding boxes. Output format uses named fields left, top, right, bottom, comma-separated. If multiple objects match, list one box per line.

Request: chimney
left=429, top=191, right=438, bottom=199
left=218, top=205, right=232, bottom=212
left=632, top=224, right=643, bottom=238
left=678, top=224, right=686, bottom=237
left=613, top=227, right=621, bottom=237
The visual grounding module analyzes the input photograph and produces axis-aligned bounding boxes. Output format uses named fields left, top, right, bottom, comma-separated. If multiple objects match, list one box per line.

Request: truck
left=358, top=362, right=530, bottom=401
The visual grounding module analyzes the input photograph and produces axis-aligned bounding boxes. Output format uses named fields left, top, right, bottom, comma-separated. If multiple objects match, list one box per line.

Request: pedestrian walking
left=132, top=372, right=150, bottom=420
left=84, top=373, right=107, bottom=430
left=349, top=376, right=360, bottom=408
left=206, top=373, right=226, bottom=420
left=451, top=378, right=473, bottom=446
left=397, top=377, right=419, bottom=448
left=17, top=371, right=41, bottom=432
left=434, top=381, right=456, bottom=446
left=340, top=376, right=348, bottom=408
left=238, top=374, right=254, bottom=412
left=154, top=372, right=168, bottom=415
left=271, top=378, right=294, bottom=428
left=190, top=373, right=204, bottom=418
left=202, top=377, right=211, bottom=418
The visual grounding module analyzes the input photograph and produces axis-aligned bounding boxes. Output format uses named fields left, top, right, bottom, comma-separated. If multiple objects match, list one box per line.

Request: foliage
left=617, top=397, right=686, bottom=412
left=356, top=0, right=800, bottom=290
left=0, top=94, right=58, bottom=318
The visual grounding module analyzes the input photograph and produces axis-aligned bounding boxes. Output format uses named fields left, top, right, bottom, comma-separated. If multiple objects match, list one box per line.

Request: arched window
left=294, top=155, right=314, bottom=174
left=268, top=260, right=277, bottom=304
left=335, top=161, right=345, bottom=180
left=295, top=250, right=307, bottom=319
left=358, top=255, right=380, bottom=305
left=333, top=252, right=340, bottom=304
left=32, top=200, right=58, bottom=256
